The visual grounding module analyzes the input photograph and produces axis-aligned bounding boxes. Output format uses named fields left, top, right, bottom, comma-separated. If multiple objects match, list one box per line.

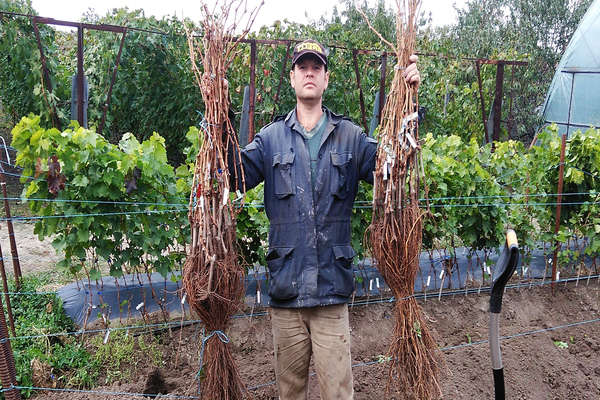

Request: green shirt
left=299, top=112, right=328, bottom=189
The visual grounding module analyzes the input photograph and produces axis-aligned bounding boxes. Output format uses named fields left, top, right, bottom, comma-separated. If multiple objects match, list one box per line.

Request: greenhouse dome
left=540, top=0, right=600, bottom=136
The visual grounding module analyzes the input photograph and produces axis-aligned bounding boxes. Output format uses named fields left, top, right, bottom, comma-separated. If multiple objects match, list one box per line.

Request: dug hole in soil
left=34, top=281, right=599, bottom=400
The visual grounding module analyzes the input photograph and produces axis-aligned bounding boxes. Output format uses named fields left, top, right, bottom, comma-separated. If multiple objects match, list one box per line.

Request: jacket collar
left=284, top=106, right=343, bottom=130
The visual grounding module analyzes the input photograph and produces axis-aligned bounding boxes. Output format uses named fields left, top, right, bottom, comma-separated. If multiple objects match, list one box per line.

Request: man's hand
left=404, top=54, right=421, bottom=90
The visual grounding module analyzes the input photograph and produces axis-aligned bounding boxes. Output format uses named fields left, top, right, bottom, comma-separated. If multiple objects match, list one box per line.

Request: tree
left=448, top=0, right=594, bottom=142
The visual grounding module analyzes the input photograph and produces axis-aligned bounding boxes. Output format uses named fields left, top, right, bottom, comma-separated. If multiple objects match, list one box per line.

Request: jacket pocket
left=272, top=152, right=295, bottom=199
left=330, top=152, right=352, bottom=199
left=266, top=247, right=298, bottom=300
left=331, top=245, right=357, bottom=296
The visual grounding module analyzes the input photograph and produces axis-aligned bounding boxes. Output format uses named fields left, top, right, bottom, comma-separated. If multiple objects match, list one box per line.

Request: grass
left=4, top=272, right=166, bottom=398
left=7, top=273, right=98, bottom=397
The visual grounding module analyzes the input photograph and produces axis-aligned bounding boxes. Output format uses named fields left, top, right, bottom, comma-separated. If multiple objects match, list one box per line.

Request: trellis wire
left=6, top=281, right=599, bottom=398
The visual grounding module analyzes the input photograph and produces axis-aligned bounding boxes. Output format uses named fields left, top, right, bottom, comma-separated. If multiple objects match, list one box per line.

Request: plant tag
left=136, top=302, right=144, bottom=311
left=486, top=265, right=491, bottom=275
left=383, top=161, right=388, bottom=181
left=403, top=111, right=419, bottom=124
left=406, top=132, right=418, bottom=149
left=181, top=293, right=187, bottom=305
left=439, top=270, right=445, bottom=279
left=376, top=278, right=380, bottom=288
left=223, top=188, right=229, bottom=205
left=426, top=276, right=431, bottom=287
left=104, top=330, right=110, bottom=344
left=369, top=279, right=373, bottom=291
left=257, top=290, right=261, bottom=304
left=199, top=196, right=205, bottom=209
left=557, top=271, right=560, bottom=280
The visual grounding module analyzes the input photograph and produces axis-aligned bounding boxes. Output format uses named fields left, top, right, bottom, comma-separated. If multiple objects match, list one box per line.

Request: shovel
left=489, top=229, right=519, bottom=400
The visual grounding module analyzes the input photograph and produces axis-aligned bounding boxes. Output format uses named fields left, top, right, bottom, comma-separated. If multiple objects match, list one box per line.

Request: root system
left=362, top=0, right=445, bottom=398
left=183, top=1, right=261, bottom=399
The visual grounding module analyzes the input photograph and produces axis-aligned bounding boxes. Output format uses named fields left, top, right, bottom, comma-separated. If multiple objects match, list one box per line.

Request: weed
left=8, top=273, right=97, bottom=398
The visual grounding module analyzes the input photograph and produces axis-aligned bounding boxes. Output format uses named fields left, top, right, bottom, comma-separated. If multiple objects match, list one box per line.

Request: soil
left=29, top=281, right=599, bottom=400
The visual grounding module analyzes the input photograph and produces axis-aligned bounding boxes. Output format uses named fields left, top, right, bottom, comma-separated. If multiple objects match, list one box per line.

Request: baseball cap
left=291, top=39, right=328, bottom=70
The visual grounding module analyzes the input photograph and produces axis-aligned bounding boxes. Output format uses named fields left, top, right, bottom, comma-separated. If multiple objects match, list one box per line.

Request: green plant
left=8, top=273, right=97, bottom=398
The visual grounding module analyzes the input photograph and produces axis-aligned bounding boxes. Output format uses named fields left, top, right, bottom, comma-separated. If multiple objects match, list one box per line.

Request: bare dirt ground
left=30, top=281, right=599, bottom=400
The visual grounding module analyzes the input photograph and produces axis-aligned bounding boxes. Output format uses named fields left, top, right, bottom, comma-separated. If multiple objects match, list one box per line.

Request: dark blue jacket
left=240, top=107, right=377, bottom=308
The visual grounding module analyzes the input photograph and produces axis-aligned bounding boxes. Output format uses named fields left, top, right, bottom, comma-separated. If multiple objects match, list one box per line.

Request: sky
left=29, top=0, right=467, bottom=30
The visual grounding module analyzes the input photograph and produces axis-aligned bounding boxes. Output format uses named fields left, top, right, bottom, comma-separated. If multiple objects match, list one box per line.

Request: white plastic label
left=181, top=293, right=187, bottom=305
left=257, top=290, right=261, bottom=304
left=376, top=278, right=380, bottom=288
left=136, top=302, right=144, bottom=311
left=223, top=188, right=229, bottom=205
left=406, top=132, right=418, bottom=149
left=426, top=276, right=431, bottom=287
left=439, top=270, right=445, bottom=279
left=369, top=279, right=373, bottom=291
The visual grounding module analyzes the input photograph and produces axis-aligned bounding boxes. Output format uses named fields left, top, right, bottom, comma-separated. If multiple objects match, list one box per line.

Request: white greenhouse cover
left=540, top=0, right=600, bottom=136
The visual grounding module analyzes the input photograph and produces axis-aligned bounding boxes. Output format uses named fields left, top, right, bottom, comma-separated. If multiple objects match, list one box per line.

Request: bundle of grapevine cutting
left=362, top=1, right=444, bottom=399
left=183, top=1, right=260, bottom=399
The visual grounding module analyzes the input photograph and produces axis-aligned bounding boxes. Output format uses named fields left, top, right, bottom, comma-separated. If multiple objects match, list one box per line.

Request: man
left=234, top=39, right=420, bottom=400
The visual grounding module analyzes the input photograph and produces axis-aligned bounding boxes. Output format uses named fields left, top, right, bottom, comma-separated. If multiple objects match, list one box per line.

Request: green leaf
left=72, top=175, right=89, bottom=187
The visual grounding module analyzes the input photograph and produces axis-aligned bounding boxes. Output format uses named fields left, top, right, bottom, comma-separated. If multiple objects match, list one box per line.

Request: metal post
left=507, top=65, right=516, bottom=141
left=0, top=150, right=21, bottom=289
left=248, top=40, right=257, bottom=142
left=77, top=24, right=85, bottom=127
left=99, top=29, right=127, bottom=135
left=0, top=293, right=20, bottom=399
left=352, top=49, right=369, bottom=133
left=551, top=134, right=567, bottom=294
left=566, top=72, right=576, bottom=138
left=378, top=52, right=387, bottom=126
left=32, top=18, right=61, bottom=130
left=271, top=41, right=291, bottom=121
left=492, top=63, right=505, bottom=144
left=0, top=240, right=15, bottom=337
left=475, top=60, right=489, bottom=144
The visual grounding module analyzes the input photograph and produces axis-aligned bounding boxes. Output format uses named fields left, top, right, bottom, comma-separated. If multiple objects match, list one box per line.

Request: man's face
left=290, top=55, right=329, bottom=103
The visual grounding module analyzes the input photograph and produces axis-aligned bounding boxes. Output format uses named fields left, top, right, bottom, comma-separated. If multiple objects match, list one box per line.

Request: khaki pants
left=271, top=304, right=353, bottom=400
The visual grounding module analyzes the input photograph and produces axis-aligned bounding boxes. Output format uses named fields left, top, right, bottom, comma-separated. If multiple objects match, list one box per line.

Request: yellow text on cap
left=297, top=43, right=323, bottom=53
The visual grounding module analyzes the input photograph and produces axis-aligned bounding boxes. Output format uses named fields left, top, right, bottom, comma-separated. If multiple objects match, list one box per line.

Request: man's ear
left=290, top=69, right=295, bottom=89
left=324, top=70, right=329, bottom=90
